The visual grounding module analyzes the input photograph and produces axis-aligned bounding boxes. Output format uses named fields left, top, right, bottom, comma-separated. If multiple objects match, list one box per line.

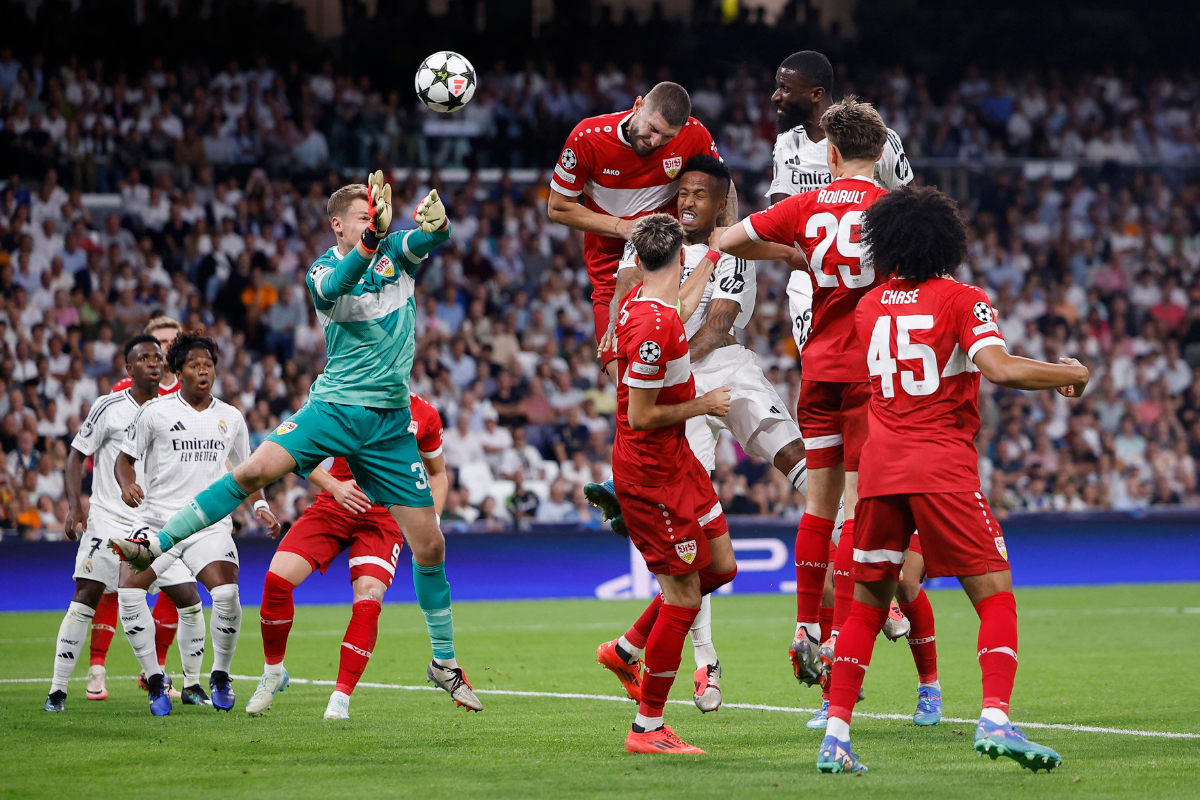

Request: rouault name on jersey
left=816, top=188, right=869, bottom=205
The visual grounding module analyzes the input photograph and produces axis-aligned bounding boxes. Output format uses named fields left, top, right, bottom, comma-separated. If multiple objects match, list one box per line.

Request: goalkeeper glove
left=413, top=189, right=447, bottom=233
left=361, top=170, right=392, bottom=251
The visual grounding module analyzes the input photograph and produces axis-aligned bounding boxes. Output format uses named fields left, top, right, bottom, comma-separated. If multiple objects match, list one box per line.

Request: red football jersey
left=854, top=277, right=1007, bottom=498
left=550, top=110, right=719, bottom=297
left=613, top=288, right=696, bottom=485
left=744, top=175, right=888, bottom=382
left=320, top=393, right=443, bottom=509
left=110, top=375, right=180, bottom=395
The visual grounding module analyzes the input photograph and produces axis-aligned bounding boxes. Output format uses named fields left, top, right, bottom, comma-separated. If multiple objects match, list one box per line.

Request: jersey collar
left=616, top=112, right=634, bottom=148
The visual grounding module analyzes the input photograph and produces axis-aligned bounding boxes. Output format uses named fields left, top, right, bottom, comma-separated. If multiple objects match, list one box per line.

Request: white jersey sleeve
left=229, top=412, right=250, bottom=468
left=77, top=390, right=142, bottom=526
left=787, top=270, right=815, bottom=353
left=875, top=128, right=913, bottom=190
left=766, top=134, right=793, bottom=198
left=121, top=396, right=157, bottom=462
left=710, top=253, right=756, bottom=331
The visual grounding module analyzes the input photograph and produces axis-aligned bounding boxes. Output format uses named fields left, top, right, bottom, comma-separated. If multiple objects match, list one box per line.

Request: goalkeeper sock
left=157, top=473, right=248, bottom=550
left=413, top=560, right=455, bottom=661
left=89, top=593, right=118, bottom=667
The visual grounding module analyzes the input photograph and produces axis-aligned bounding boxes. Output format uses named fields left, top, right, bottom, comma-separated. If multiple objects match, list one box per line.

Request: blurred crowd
left=0, top=45, right=1198, bottom=538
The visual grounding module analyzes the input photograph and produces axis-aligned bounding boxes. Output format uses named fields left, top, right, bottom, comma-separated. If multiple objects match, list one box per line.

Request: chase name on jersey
left=880, top=288, right=921, bottom=304
left=816, top=188, right=869, bottom=205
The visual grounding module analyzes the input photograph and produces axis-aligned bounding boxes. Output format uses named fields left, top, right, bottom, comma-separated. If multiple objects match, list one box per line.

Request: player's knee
left=72, top=581, right=104, bottom=607
left=352, top=577, right=387, bottom=604
left=209, top=583, right=240, bottom=612
left=895, top=575, right=921, bottom=604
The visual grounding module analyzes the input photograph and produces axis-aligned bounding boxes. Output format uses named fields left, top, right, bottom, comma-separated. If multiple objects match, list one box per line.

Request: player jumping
left=115, top=333, right=280, bottom=715
left=43, top=335, right=197, bottom=712
left=816, top=185, right=1085, bottom=774
left=596, top=213, right=736, bottom=754
left=245, top=392, right=451, bottom=719
left=111, top=173, right=480, bottom=711
left=593, top=155, right=809, bottom=712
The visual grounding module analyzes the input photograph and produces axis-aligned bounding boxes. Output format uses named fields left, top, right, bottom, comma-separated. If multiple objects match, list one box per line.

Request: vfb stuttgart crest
left=374, top=256, right=395, bottom=278
left=994, top=536, right=1008, bottom=560
left=663, top=156, right=682, bottom=178
left=276, top=421, right=297, bottom=435
left=639, top=341, right=661, bottom=363
left=674, top=539, right=698, bottom=564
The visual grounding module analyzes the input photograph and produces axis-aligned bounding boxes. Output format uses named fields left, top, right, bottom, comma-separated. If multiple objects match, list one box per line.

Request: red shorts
left=277, top=501, right=405, bottom=587
left=795, top=380, right=871, bottom=470
left=592, top=289, right=616, bottom=366
left=614, top=456, right=727, bottom=576
left=853, top=491, right=1009, bottom=582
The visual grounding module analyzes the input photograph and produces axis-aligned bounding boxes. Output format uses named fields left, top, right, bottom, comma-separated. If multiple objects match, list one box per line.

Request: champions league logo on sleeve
left=560, top=148, right=577, bottom=169
left=973, top=302, right=994, bottom=323
left=638, top=341, right=661, bottom=363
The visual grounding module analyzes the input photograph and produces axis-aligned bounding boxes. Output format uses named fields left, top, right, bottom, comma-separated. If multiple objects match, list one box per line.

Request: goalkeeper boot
left=913, top=684, right=942, bottom=726
left=817, top=734, right=869, bottom=773
left=209, top=670, right=235, bottom=711
left=789, top=630, right=824, bottom=686
left=85, top=665, right=108, bottom=701
left=597, top=639, right=643, bottom=701
left=245, top=667, right=289, bottom=715
left=324, top=691, right=350, bottom=720
left=806, top=699, right=830, bottom=729
left=43, top=690, right=66, bottom=713
left=584, top=480, right=627, bottom=538
left=882, top=601, right=911, bottom=640
left=181, top=684, right=212, bottom=706
left=625, top=725, right=705, bottom=754
left=693, top=661, right=722, bottom=713
left=147, top=672, right=172, bottom=716
left=427, top=661, right=483, bottom=711
left=974, top=717, right=1062, bottom=772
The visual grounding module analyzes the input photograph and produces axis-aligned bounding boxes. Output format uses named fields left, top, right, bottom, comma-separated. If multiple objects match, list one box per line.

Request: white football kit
left=122, top=393, right=250, bottom=577
left=618, top=242, right=801, bottom=472
left=70, top=389, right=192, bottom=590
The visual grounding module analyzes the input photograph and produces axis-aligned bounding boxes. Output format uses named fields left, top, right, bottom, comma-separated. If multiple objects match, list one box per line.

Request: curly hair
left=861, top=186, right=968, bottom=283
left=166, top=332, right=220, bottom=374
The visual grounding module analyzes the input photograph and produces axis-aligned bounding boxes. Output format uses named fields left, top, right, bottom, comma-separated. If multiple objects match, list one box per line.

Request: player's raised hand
left=1055, top=357, right=1090, bottom=398
left=63, top=504, right=86, bottom=541
left=366, top=170, right=393, bottom=237
left=414, top=188, right=447, bottom=233
left=255, top=504, right=283, bottom=538
left=702, top=386, right=732, bottom=417
left=330, top=478, right=371, bottom=515
left=597, top=323, right=616, bottom=359
left=121, top=482, right=144, bottom=508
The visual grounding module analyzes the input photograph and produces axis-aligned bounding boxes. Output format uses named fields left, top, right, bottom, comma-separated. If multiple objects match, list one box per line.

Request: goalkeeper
left=112, top=174, right=482, bottom=712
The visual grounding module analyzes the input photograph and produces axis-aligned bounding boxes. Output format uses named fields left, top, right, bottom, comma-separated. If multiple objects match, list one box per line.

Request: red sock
left=819, top=603, right=834, bottom=701
left=335, top=600, right=381, bottom=695
left=827, top=600, right=888, bottom=724
left=975, top=591, right=1019, bottom=713
left=260, top=571, right=296, bottom=665
left=699, top=567, right=737, bottom=595
left=638, top=603, right=700, bottom=718
left=89, top=592, right=119, bottom=667
left=795, top=514, right=835, bottom=626
left=152, top=593, right=179, bottom=667
left=831, top=519, right=856, bottom=634
left=624, top=593, right=663, bottom=651
left=900, top=589, right=938, bottom=684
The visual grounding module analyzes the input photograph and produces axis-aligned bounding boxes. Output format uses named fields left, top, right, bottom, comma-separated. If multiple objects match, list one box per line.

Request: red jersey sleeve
left=550, top=122, right=594, bottom=198
left=621, top=305, right=687, bottom=391
left=409, top=393, right=444, bottom=458
left=955, top=285, right=1007, bottom=362
left=684, top=119, right=721, bottom=161
left=742, top=193, right=803, bottom=247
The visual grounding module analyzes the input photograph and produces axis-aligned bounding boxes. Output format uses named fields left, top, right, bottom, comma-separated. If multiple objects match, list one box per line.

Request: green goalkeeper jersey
left=305, top=225, right=451, bottom=409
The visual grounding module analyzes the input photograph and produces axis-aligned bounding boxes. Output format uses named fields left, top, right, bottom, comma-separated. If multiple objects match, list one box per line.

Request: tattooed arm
left=689, top=298, right=741, bottom=361
left=715, top=180, right=739, bottom=228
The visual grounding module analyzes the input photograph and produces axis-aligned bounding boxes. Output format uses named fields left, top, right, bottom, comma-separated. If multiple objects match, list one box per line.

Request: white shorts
left=72, top=517, right=127, bottom=592
left=150, top=526, right=239, bottom=582
left=686, top=345, right=803, bottom=472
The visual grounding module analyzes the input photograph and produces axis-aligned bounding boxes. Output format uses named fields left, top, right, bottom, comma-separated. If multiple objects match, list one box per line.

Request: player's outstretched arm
left=627, top=385, right=731, bottom=431
left=548, top=190, right=635, bottom=240
left=689, top=299, right=740, bottom=361
left=114, top=451, right=144, bottom=508
left=718, top=223, right=807, bottom=269
left=973, top=348, right=1089, bottom=396
left=63, top=445, right=87, bottom=541
left=317, top=172, right=395, bottom=298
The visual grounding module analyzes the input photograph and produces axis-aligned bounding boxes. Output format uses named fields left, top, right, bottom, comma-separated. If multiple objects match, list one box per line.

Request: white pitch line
left=6, top=673, right=1197, bottom=740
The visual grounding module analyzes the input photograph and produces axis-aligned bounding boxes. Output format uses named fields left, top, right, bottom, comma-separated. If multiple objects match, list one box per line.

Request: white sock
left=690, top=594, right=718, bottom=668
left=208, top=584, right=241, bottom=674
left=434, top=656, right=459, bottom=670
left=796, top=621, right=822, bottom=642
left=919, top=680, right=941, bottom=690
left=617, top=635, right=643, bottom=660
left=826, top=716, right=851, bottom=741
left=981, top=707, right=1010, bottom=726
left=265, top=661, right=283, bottom=675
left=787, top=459, right=808, bottom=492
left=51, top=601, right=94, bottom=693
left=175, top=602, right=206, bottom=686
left=328, top=690, right=350, bottom=707
left=118, top=589, right=163, bottom=677
left=634, top=713, right=663, bottom=731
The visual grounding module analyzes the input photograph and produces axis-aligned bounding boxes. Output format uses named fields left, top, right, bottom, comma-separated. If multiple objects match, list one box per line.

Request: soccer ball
left=415, top=51, right=477, bottom=113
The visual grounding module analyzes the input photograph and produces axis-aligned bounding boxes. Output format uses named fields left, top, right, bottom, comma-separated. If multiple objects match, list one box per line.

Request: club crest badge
left=218, top=420, right=228, bottom=435
left=994, top=536, right=1008, bottom=560
left=663, top=156, right=682, bottom=178
left=374, top=256, right=395, bottom=278
left=276, top=421, right=297, bottom=435
left=674, top=539, right=698, bottom=564
left=409, top=419, right=419, bottom=434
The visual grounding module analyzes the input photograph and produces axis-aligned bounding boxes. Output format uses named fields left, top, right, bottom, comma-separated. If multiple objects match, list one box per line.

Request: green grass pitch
left=2, top=584, right=1198, bottom=799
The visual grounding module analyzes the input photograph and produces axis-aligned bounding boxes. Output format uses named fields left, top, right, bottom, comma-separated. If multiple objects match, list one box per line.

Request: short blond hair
left=144, top=316, right=183, bottom=335
left=327, top=184, right=369, bottom=221
left=630, top=213, right=685, bottom=273
left=821, top=95, right=888, bottom=162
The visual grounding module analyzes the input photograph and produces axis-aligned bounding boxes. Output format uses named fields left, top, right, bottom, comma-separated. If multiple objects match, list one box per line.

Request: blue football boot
left=816, top=734, right=869, bottom=773
left=584, top=479, right=627, bottom=537
left=209, top=670, right=235, bottom=711
left=147, top=672, right=172, bottom=716
left=914, top=684, right=942, bottom=725
left=806, top=699, right=830, bottom=729
left=974, top=716, right=1062, bottom=772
